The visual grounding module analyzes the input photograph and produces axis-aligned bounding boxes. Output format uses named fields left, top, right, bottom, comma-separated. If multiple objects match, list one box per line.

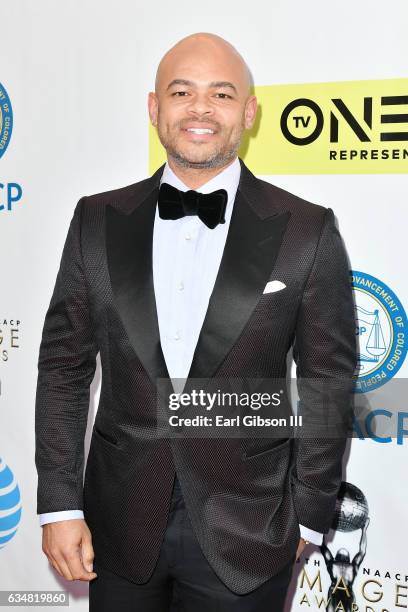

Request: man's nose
left=187, top=93, right=214, bottom=116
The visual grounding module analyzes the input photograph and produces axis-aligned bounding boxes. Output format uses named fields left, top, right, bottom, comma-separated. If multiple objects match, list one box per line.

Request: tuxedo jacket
left=35, top=157, right=357, bottom=595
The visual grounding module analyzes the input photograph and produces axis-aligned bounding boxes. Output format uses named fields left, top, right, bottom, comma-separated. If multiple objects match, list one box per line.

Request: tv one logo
left=249, top=78, right=408, bottom=174
left=281, top=95, right=408, bottom=150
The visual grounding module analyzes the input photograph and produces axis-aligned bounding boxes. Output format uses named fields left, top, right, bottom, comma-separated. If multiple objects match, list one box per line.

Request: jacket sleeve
left=35, top=197, right=98, bottom=514
left=292, top=207, right=357, bottom=533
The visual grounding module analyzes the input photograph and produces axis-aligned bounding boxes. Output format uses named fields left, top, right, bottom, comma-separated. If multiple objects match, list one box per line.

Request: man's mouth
left=185, top=128, right=215, bottom=135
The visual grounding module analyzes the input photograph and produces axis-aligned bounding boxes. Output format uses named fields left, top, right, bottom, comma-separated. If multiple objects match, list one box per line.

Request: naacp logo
left=0, top=457, right=22, bottom=549
left=352, top=270, right=407, bottom=393
left=0, top=82, right=13, bottom=159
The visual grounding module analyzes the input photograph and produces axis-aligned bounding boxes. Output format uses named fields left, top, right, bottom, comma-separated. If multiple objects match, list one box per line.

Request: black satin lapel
left=106, top=188, right=170, bottom=388
left=186, top=190, right=291, bottom=387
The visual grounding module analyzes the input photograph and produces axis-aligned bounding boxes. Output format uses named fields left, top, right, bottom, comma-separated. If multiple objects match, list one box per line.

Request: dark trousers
left=89, top=476, right=295, bottom=611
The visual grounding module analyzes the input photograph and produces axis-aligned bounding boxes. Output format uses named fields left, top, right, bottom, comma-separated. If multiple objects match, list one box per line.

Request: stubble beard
left=157, top=119, right=244, bottom=170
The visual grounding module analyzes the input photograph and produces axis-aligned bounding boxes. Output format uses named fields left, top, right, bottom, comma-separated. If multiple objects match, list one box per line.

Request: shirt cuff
left=299, top=524, right=323, bottom=545
left=39, top=510, right=84, bottom=526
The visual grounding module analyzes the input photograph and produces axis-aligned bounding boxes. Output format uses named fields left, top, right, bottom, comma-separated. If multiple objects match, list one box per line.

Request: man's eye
left=172, top=91, right=188, bottom=96
left=215, top=93, right=232, bottom=99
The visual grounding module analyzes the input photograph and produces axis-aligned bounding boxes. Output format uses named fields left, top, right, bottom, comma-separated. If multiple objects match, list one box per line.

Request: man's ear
left=244, top=95, right=257, bottom=130
left=148, top=92, right=158, bottom=126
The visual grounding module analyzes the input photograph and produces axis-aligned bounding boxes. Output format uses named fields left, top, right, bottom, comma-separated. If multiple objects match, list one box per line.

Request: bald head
left=155, top=32, right=252, bottom=99
left=148, top=31, right=257, bottom=180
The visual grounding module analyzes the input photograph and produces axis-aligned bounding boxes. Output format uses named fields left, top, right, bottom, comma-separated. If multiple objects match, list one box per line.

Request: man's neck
left=166, top=156, right=237, bottom=190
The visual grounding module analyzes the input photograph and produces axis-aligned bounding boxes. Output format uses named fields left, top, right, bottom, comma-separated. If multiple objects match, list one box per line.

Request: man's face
left=148, top=53, right=257, bottom=170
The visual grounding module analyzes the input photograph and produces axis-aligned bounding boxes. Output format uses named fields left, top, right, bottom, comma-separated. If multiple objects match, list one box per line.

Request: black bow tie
left=157, top=182, right=228, bottom=229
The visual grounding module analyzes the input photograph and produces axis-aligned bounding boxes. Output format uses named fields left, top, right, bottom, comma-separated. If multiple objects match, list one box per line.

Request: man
left=35, top=32, right=357, bottom=611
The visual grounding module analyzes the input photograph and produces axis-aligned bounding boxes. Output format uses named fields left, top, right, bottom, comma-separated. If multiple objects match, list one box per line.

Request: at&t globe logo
left=0, top=457, right=22, bottom=548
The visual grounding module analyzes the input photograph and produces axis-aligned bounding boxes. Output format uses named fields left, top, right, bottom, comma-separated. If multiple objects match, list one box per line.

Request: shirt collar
left=159, top=157, right=241, bottom=223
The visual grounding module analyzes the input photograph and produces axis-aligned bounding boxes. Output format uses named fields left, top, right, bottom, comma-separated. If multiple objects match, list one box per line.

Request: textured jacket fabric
left=35, top=158, right=357, bottom=594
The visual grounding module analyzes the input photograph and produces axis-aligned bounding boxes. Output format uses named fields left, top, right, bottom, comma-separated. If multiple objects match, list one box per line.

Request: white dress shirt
left=39, top=156, right=323, bottom=546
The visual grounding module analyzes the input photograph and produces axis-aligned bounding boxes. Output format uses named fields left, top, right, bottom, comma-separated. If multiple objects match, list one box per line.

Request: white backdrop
left=1, top=1, right=407, bottom=610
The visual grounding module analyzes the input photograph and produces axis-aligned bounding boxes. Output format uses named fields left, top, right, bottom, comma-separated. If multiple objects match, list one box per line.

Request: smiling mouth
left=182, top=127, right=218, bottom=141
left=185, top=128, right=215, bottom=134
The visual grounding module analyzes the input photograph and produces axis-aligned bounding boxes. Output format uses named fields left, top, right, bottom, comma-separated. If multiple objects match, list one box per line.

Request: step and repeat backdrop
left=1, top=1, right=407, bottom=610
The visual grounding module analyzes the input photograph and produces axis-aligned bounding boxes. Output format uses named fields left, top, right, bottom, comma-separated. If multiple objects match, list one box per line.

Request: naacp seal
left=352, top=270, right=407, bottom=393
left=0, top=82, right=13, bottom=159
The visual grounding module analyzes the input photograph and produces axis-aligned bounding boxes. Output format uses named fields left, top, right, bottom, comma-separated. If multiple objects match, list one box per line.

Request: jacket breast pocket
left=256, top=287, right=299, bottom=318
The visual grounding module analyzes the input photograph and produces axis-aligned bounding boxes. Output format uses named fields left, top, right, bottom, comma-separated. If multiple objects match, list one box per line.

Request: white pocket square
left=263, top=280, right=286, bottom=294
